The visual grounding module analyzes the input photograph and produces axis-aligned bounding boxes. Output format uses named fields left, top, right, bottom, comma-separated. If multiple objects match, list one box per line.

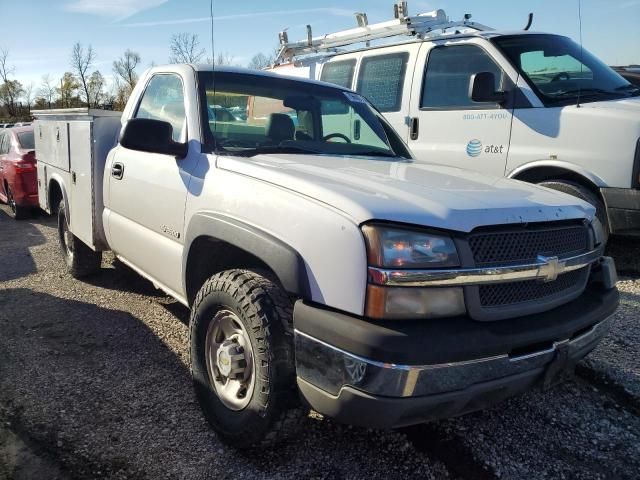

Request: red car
left=0, top=126, right=38, bottom=219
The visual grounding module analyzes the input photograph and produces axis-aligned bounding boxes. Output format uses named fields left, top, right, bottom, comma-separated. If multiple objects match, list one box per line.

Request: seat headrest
left=265, top=113, right=295, bottom=143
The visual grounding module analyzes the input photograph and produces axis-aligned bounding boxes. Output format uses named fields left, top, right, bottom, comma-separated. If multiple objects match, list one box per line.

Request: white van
left=269, top=3, right=640, bottom=238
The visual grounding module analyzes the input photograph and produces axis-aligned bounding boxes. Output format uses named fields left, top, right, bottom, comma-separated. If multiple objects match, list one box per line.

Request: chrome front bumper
left=295, top=315, right=612, bottom=399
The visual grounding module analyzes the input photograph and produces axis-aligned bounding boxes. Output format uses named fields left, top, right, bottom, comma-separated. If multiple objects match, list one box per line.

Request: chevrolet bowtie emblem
left=537, top=255, right=566, bottom=282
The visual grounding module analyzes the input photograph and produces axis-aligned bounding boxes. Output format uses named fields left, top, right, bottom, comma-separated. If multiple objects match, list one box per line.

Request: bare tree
left=23, top=82, right=35, bottom=113
left=71, top=42, right=96, bottom=107
left=39, top=74, right=57, bottom=108
left=0, top=47, right=19, bottom=116
left=0, top=47, right=14, bottom=83
left=113, top=49, right=141, bottom=107
left=248, top=52, right=273, bottom=70
left=113, top=49, right=141, bottom=90
left=169, top=33, right=206, bottom=64
left=212, top=52, right=235, bottom=66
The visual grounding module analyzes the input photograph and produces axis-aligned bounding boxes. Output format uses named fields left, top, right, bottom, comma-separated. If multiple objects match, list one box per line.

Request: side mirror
left=120, top=118, right=188, bottom=158
left=469, top=72, right=506, bottom=104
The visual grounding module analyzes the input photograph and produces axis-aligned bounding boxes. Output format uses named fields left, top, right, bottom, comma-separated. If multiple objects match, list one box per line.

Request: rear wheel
left=57, top=200, right=102, bottom=278
left=6, top=185, right=30, bottom=220
left=538, top=179, right=609, bottom=244
left=190, top=269, right=304, bottom=448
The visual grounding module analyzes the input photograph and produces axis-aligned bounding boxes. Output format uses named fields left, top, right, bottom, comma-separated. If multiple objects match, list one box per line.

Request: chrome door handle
left=111, top=162, right=124, bottom=180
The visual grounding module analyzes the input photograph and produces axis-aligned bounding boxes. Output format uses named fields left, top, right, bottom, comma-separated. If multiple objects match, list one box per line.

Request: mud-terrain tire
left=57, top=200, right=102, bottom=278
left=190, top=269, right=304, bottom=448
left=538, top=179, right=609, bottom=244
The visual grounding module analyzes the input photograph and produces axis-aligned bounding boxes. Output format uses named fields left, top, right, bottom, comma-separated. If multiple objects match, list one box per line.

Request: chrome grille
left=468, top=224, right=588, bottom=267
left=465, top=222, right=591, bottom=320
left=478, top=268, right=589, bottom=307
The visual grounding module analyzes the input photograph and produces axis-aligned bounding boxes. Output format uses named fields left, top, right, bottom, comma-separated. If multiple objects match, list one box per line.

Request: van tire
left=538, top=180, right=609, bottom=243
left=190, top=269, right=304, bottom=448
left=57, top=200, right=102, bottom=278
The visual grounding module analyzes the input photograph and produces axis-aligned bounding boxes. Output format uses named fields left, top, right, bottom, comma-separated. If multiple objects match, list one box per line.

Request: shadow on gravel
left=0, top=288, right=192, bottom=478
left=81, top=258, right=166, bottom=298
left=0, top=207, right=47, bottom=282
left=0, top=288, right=452, bottom=479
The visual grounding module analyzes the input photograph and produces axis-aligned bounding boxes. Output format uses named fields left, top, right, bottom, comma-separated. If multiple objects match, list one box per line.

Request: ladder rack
left=275, top=2, right=492, bottom=64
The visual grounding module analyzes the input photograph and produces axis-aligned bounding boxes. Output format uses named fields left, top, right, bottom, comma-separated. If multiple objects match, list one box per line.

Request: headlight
left=362, top=224, right=460, bottom=268
left=362, top=224, right=465, bottom=320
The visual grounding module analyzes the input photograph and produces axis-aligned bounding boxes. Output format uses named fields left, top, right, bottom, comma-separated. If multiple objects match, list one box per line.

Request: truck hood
left=218, top=154, right=594, bottom=232
left=583, top=96, right=640, bottom=113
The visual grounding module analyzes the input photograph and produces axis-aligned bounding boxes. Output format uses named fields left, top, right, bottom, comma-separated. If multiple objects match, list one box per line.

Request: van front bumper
left=601, top=187, right=640, bottom=236
left=293, top=285, right=618, bottom=429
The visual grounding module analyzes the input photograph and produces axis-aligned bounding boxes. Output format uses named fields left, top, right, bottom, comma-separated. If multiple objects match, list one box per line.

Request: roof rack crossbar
left=275, top=2, right=492, bottom=63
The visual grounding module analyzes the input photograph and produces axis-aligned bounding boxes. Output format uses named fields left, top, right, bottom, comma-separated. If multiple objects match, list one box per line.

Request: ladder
left=275, top=1, right=493, bottom=64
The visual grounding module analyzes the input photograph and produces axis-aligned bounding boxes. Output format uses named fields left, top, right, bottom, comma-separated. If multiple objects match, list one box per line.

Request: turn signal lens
left=365, top=285, right=466, bottom=320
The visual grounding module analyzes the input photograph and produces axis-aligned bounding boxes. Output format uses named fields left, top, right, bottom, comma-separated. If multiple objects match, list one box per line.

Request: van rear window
left=356, top=53, right=408, bottom=112
left=320, top=60, right=356, bottom=89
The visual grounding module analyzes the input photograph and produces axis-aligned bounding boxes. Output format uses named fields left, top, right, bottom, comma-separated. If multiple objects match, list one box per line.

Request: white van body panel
left=269, top=32, right=640, bottom=234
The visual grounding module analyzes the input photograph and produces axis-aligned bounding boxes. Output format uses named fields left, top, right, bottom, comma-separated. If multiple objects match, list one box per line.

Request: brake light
left=15, top=162, right=35, bottom=170
left=16, top=151, right=36, bottom=170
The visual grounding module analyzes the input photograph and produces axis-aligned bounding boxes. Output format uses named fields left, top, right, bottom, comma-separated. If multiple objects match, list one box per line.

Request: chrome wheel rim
left=205, top=309, right=255, bottom=411
left=62, top=218, right=74, bottom=255
left=7, top=188, right=16, bottom=215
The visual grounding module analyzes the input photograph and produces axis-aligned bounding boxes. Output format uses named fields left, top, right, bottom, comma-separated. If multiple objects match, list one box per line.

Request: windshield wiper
left=234, top=144, right=324, bottom=157
left=350, top=150, right=397, bottom=158
left=615, top=84, right=640, bottom=95
left=556, top=88, right=623, bottom=98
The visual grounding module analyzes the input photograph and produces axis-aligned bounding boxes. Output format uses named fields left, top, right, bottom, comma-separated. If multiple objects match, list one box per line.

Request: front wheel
left=538, top=180, right=610, bottom=244
left=190, top=269, right=304, bottom=448
left=57, top=200, right=102, bottom=278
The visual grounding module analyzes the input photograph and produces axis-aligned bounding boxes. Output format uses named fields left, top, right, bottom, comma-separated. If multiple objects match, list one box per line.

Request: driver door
left=408, top=42, right=513, bottom=177
left=106, top=73, right=198, bottom=297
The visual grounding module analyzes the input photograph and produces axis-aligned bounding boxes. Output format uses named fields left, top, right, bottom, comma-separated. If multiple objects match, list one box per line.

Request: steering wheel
left=323, top=133, right=351, bottom=143
left=551, top=71, right=571, bottom=82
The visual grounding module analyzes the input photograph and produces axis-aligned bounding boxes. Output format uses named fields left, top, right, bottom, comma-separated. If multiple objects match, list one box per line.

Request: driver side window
left=135, top=74, right=186, bottom=142
left=422, top=45, right=505, bottom=108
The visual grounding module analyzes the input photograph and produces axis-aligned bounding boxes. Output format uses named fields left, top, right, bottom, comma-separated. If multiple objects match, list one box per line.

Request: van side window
left=422, top=45, right=504, bottom=108
left=320, top=60, right=356, bottom=89
left=135, top=74, right=186, bottom=142
left=356, top=52, right=409, bottom=112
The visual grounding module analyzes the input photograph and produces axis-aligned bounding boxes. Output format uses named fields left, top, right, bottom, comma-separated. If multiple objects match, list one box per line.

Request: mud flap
left=542, top=342, right=573, bottom=390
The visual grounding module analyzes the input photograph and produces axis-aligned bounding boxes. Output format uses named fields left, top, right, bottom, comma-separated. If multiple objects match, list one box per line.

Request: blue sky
left=1, top=0, right=639, bottom=90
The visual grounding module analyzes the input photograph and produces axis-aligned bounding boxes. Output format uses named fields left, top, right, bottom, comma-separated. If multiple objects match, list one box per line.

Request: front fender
left=508, top=160, right=607, bottom=187
left=183, top=212, right=311, bottom=299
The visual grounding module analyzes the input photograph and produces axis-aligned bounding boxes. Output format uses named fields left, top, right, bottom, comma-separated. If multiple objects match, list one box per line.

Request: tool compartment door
left=36, top=121, right=70, bottom=172
left=68, top=120, right=96, bottom=249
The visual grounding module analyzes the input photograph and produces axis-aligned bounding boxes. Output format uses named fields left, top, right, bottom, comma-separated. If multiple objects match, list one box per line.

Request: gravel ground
left=0, top=206, right=639, bottom=480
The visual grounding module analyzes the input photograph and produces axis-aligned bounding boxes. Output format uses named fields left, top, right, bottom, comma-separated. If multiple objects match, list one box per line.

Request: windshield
left=198, top=71, right=409, bottom=158
left=17, top=131, right=34, bottom=150
left=493, top=34, right=638, bottom=105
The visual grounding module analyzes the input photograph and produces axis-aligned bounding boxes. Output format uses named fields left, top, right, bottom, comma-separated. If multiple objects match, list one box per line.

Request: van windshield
left=198, top=71, right=409, bottom=158
left=493, top=34, right=639, bottom=105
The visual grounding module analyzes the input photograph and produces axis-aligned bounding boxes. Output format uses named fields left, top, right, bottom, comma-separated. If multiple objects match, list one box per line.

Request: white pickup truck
left=270, top=3, right=640, bottom=240
left=34, top=65, right=618, bottom=448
